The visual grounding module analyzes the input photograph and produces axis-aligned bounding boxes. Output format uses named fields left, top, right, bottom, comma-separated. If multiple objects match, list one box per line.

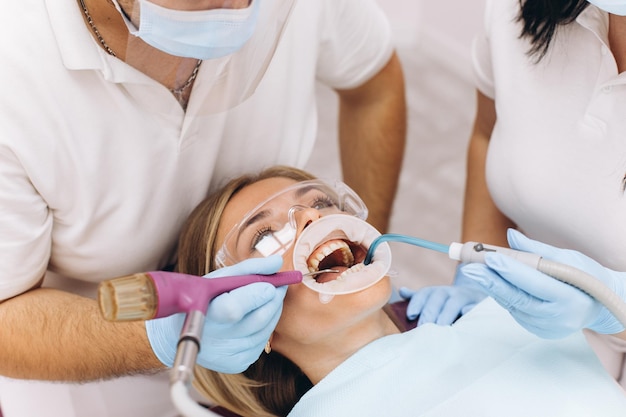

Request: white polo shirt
left=0, top=0, right=393, bottom=416
left=473, top=0, right=626, bottom=271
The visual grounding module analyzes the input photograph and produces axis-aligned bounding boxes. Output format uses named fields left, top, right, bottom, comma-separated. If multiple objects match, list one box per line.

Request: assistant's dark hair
left=518, top=0, right=589, bottom=61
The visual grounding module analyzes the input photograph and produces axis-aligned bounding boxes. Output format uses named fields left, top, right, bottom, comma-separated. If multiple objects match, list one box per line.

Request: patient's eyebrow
left=294, top=185, right=319, bottom=199
left=236, top=185, right=323, bottom=242
left=241, top=210, right=271, bottom=233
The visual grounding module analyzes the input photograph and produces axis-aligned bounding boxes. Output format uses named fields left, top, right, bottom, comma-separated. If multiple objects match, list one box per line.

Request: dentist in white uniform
left=0, top=0, right=406, bottom=415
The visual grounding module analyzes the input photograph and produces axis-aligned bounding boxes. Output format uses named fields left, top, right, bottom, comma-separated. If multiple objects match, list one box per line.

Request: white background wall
left=306, top=0, right=487, bottom=289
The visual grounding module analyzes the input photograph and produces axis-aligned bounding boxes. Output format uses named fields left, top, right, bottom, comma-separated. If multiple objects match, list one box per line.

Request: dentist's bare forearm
left=462, top=91, right=514, bottom=246
left=0, top=287, right=164, bottom=381
left=337, top=52, right=407, bottom=233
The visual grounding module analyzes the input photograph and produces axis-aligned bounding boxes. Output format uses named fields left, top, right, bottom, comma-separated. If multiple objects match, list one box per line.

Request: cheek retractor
left=292, top=214, right=392, bottom=303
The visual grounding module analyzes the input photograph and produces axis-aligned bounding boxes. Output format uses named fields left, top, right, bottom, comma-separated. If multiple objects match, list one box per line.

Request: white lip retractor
left=292, top=214, right=392, bottom=302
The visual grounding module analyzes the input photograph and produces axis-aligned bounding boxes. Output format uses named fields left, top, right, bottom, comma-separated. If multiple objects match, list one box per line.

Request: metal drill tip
left=303, top=269, right=340, bottom=277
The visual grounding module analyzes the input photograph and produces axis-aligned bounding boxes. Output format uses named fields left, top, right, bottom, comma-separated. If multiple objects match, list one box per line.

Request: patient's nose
left=288, top=205, right=322, bottom=232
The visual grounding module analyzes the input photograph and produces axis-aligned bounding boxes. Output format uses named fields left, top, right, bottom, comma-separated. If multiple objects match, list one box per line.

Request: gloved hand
left=398, top=265, right=487, bottom=326
left=460, top=229, right=626, bottom=339
left=146, top=255, right=286, bottom=373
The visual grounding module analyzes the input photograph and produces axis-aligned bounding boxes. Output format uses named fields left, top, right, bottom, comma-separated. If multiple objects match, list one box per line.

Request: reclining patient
left=175, top=165, right=626, bottom=417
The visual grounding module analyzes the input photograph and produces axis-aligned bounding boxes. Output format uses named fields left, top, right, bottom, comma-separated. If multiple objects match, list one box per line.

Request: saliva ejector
left=364, top=234, right=626, bottom=329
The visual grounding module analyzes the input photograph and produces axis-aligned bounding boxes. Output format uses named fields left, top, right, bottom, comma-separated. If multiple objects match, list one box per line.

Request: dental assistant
left=0, top=0, right=406, bottom=416
left=433, top=0, right=626, bottom=387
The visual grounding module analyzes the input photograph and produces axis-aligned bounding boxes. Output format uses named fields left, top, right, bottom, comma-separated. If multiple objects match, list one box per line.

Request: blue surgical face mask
left=587, top=0, right=626, bottom=15
left=119, top=0, right=261, bottom=59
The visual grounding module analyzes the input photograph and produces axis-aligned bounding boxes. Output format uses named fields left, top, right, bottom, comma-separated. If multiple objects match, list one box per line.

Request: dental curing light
left=364, top=234, right=626, bottom=329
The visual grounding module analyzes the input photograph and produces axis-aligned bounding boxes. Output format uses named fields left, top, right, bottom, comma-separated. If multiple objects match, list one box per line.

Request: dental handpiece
left=450, top=241, right=626, bottom=328
left=364, top=234, right=626, bottom=329
left=98, top=270, right=303, bottom=322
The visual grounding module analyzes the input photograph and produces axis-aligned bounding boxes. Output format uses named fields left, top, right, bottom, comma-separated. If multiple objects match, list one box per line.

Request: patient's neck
left=277, top=310, right=400, bottom=385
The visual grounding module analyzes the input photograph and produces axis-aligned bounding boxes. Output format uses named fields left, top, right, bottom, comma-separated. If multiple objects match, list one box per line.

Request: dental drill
left=98, top=270, right=304, bottom=417
left=364, top=234, right=626, bottom=329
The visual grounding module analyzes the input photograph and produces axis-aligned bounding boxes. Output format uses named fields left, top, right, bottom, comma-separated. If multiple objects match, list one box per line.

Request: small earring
left=264, top=340, right=272, bottom=354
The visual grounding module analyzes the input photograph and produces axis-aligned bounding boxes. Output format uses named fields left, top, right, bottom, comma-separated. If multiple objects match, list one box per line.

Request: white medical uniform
left=289, top=298, right=626, bottom=417
left=0, top=0, right=393, bottom=416
left=473, top=0, right=626, bottom=387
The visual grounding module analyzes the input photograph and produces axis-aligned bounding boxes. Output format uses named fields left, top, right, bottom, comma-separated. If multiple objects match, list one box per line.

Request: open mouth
left=292, top=214, right=391, bottom=296
left=306, top=238, right=367, bottom=283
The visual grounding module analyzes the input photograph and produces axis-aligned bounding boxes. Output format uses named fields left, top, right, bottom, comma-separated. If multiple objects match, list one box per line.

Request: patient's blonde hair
left=177, top=165, right=317, bottom=417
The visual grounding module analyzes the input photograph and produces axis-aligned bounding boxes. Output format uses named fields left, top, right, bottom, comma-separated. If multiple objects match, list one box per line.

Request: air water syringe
left=364, top=234, right=626, bottom=329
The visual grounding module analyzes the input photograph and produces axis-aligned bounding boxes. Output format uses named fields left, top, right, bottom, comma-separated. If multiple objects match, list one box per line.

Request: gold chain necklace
left=77, top=0, right=202, bottom=97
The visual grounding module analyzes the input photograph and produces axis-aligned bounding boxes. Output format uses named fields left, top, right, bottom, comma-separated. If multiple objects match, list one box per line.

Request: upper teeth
left=307, top=240, right=354, bottom=272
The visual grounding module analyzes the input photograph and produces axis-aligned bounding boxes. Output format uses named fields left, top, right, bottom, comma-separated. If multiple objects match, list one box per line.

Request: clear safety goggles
left=215, top=180, right=368, bottom=268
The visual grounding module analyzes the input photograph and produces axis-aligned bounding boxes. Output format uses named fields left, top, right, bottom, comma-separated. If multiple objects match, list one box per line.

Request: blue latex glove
left=398, top=265, right=487, bottom=326
left=461, top=229, right=626, bottom=339
left=146, top=255, right=286, bottom=373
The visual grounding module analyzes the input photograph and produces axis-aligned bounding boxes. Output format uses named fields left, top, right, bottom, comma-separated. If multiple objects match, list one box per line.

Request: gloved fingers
left=483, top=252, right=584, bottom=302
left=508, top=316, right=560, bottom=339
left=196, top=337, right=265, bottom=373
left=589, top=309, right=626, bottom=335
left=432, top=297, right=464, bottom=326
left=401, top=287, right=435, bottom=320
left=435, top=289, right=484, bottom=325
left=202, top=320, right=276, bottom=358
left=463, top=262, right=592, bottom=338
left=213, top=286, right=285, bottom=338
left=460, top=302, right=478, bottom=316
left=506, top=306, right=586, bottom=339
left=402, top=284, right=485, bottom=325
left=199, top=307, right=283, bottom=373
left=412, top=287, right=449, bottom=325
left=205, top=254, right=283, bottom=279
left=207, top=283, right=286, bottom=324
left=145, top=314, right=185, bottom=367
left=398, top=286, right=417, bottom=300
left=461, top=262, right=544, bottom=313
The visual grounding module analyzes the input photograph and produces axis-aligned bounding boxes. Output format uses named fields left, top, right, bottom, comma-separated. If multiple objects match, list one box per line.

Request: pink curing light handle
left=148, top=270, right=303, bottom=319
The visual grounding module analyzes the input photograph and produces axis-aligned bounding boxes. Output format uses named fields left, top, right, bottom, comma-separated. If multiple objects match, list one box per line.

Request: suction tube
left=364, top=233, right=448, bottom=265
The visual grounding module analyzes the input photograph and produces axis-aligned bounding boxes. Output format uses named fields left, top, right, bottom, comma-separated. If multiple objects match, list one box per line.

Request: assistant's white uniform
left=0, top=0, right=393, bottom=415
left=473, top=0, right=626, bottom=387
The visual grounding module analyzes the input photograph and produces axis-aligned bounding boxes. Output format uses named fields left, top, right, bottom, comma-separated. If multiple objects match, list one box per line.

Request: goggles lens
left=215, top=179, right=368, bottom=267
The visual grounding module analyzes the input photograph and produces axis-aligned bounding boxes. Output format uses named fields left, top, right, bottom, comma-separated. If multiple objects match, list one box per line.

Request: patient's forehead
left=216, top=177, right=299, bottom=246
